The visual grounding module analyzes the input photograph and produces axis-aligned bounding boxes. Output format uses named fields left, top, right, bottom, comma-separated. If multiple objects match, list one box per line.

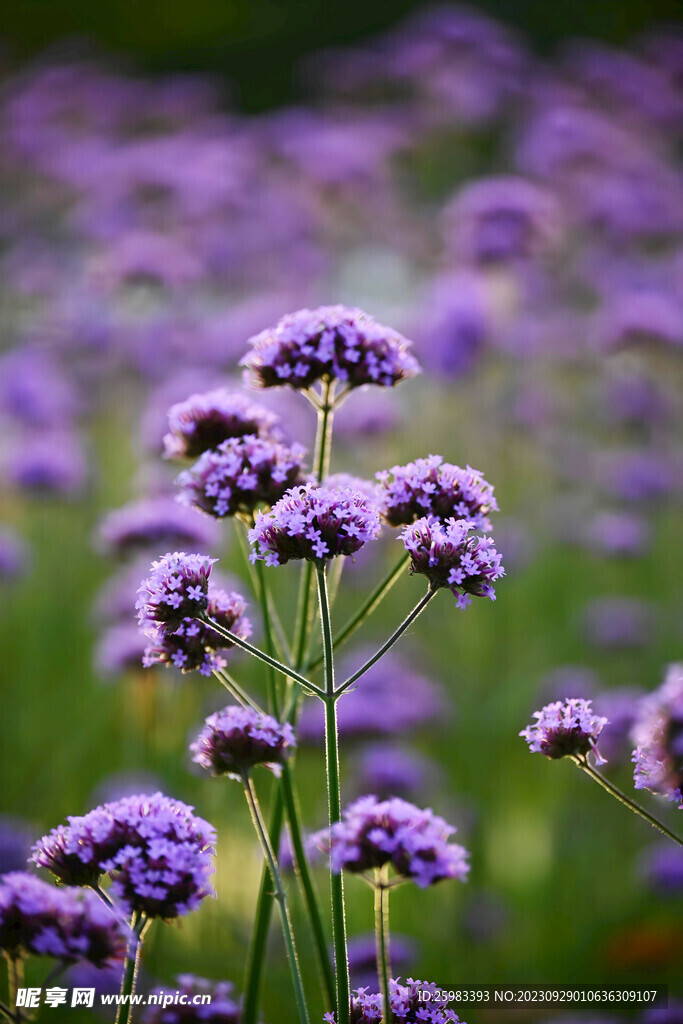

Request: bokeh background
left=0, top=1, right=682, bottom=1021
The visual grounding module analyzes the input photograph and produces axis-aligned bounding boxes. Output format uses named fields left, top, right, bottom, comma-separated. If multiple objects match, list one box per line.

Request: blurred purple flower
left=638, top=843, right=683, bottom=895
left=4, top=431, right=87, bottom=496
left=0, top=346, right=77, bottom=429
left=0, top=527, right=29, bottom=581
left=164, top=388, right=281, bottom=460
left=0, top=817, right=34, bottom=874
left=592, top=688, right=646, bottom=765
left=580, top=597, right=655, bottom=649
left=97, top=497, right=220, bottom=560
left=0, top=873, right=130, bottom=966
left=602, top=450, right=679, bottom=504
left=411, top=272, right=490, bottom=378
left=298, top=649, right=445, bottom=742
left=596, top=290, right=683, bottom=352
left=355, top=743, right=432, bottom=800
left=345, top=931, right=418, bottom=991
left=310, top=795, right=469, bottom=887
left=632, top=664, right=683, bottom=807
left=95, top=623, right=149, bottom=678
left=583, top=512, right=652, bottom=558
left=142, top=975, right=241, bottom=1023
left=443, top=176, right=561, bottom=265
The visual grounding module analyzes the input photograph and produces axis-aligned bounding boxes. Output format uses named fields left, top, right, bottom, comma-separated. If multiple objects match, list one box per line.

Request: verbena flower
left=142, top=589, right=251, bottom=676
left=190, top=706, right=296, bottom=779
left=324, top=977, right=468, bottom=1022
left=0, top=872, right=130, bottom=966
left=377, top=456, right=497, bottom=530
left=632, top=664, right=683, bottom=807
left=142, top=974, right=242, bottom=1023
left=101, top=839, right=214, bottom=920
left=401, top=517, right=504, bottom=608
left=639, top=843, right=683, bottom=895
left=163, top=388, right=281, bottom=460
left=176, top=435, right=306, bottom=519
left=310, top=795, right=469, bottom=888
left=97, top=497, right=219, bottom=559
left=136, top=552, right=215, bottom=634
left=96, top=623, right=149, bottom=677
left=356, top=744, right=431, bottom=800
left=31, top=793, right=216, bottom=895
left=0, top=818, right=32, bottom=874
left=240, top=305, right=420, bottom=391
left=249, top=484, right=382, bottom=566
left=520, top=698, right=608, bottom=763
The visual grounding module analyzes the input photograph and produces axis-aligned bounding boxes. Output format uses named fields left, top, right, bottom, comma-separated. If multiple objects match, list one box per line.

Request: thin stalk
left=5, top=955, right=23, bottom=1024
left=0, top=1000, right=12, bottom=1024
left=281, top=763, right=336, bottom=1007
left=240, top=380, right=336, bottom=1023
left=92, top=884, right=115, bottom=911
left=373, top=867, right=392, bottom=1024
left=115, top=913, right=148, bottom=1024
left=573, top=757, right=683, bottom=847
left=317, top=563, right=351, bottom=1024
left=213, top=668, right=264, bottom=714
left=237, top=523, right=292, bottom=665
left=308, top=553, right=410, bottom=672
left=242, top=774, right=310, bottom=1024
left=335, top=588, right=437, bottom=697
left=236, top=521, right=282, bottom=714
left=201, top=615, right=325, bottom=698
left=242, top=786, right=285, bottom=1024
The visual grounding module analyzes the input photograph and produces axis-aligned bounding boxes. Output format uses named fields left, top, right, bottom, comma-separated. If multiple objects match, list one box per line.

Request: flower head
left=240, top=305, right=420, bottom=391
left=249, top=484, right=381, bottom=566
left=163, top=388, right=281, bottom=460
left=520, top=698, right=608, bottom=763
left=632, top=664, right=683, bottom=807
left=101, top=839, right=214, bottom=920
left=377, top=456, right=497, bottom=531
left=97, top=498, right=219, bottom=560
left=190, top=706, right=296, bottom=779
left=31, top=793, right=216, bottom=900
left=142, top=588, right=251, bottom=676
left=142, top=975, right=241, bottom=1023
left=0, top=872, right=130, bottom=966
left=324, top=977, right=468, bottom=1022
left=176, top=435, right=306, bottom=519
left=136, top=552, right=215, bottom=634
left=401, top=517, right=504, bottom=608
left=310, top=795, right=469, bottom=888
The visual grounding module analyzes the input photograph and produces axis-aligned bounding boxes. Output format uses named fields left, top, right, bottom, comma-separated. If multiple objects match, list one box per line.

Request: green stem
left=242, top=774, right=310, bottom=1024
left=373, top=868, right=392, bottom=1024
left=241, top=378, right=337, bottom=1024
left=213, top=668, right=264, bottom=714
left=317, top=564, right=351, bottom=1024
left=308, top=553, right=410, bottom=671
left=281, top=763, right=336, bottom=1007
left=242, top=786, right=285, bottom=1024
left=5, top=955, right=23, bottom=1024
left=115, top=914, right=148, bottom=1024
left=0, top=1000, right=12, bottom=1024
left=573, top=757, right=683, bottom=847
left=335, top=587, right=437, bottom=697
left=201, top=616, right=325, bottom=698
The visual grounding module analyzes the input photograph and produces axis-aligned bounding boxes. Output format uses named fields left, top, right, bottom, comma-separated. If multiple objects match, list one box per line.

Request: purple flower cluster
left=142, top=589, right=251, bottom=676
left=176, top=435, right=306, bottom=519
left=310, top=796, right=469, bottom=888
left=136, top=552, right=215, bottom=633
left=142, top=974, right=241, bottom=1023
left=163, top=388, right=281, bottom=460
left=520, top=698, right=608, bottom=763
left=632, top=664, right=683, bottom=807
left=190, top=706, right=296, bottom=779
left=31, top=792, right=216, bottom=918
left=401, top=517, right=504, bottom=608
left=377, top=456, right=497, bottom=530
left=324, top=977, right=468, bottom=1022
left=97, top=497, right=219, bottom=559
left=249, top=484, right=382, bottom=566
left=0, top=872, right=130, bottom=966
left=240, top=305, right=420, bottom=391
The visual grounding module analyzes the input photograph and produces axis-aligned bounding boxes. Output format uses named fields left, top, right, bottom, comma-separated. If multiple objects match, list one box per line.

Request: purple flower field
left=0, top=5, right=682, bottom=1023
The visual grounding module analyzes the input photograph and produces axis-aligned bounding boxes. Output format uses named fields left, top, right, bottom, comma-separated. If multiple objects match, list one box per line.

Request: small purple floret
left=377, top=455, right=497, bottom=530
left=401, top=517, right=504, bottom=607
left=136, top=552, right=215, bottom=634
left=520, top=698, right=608, bottom=763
